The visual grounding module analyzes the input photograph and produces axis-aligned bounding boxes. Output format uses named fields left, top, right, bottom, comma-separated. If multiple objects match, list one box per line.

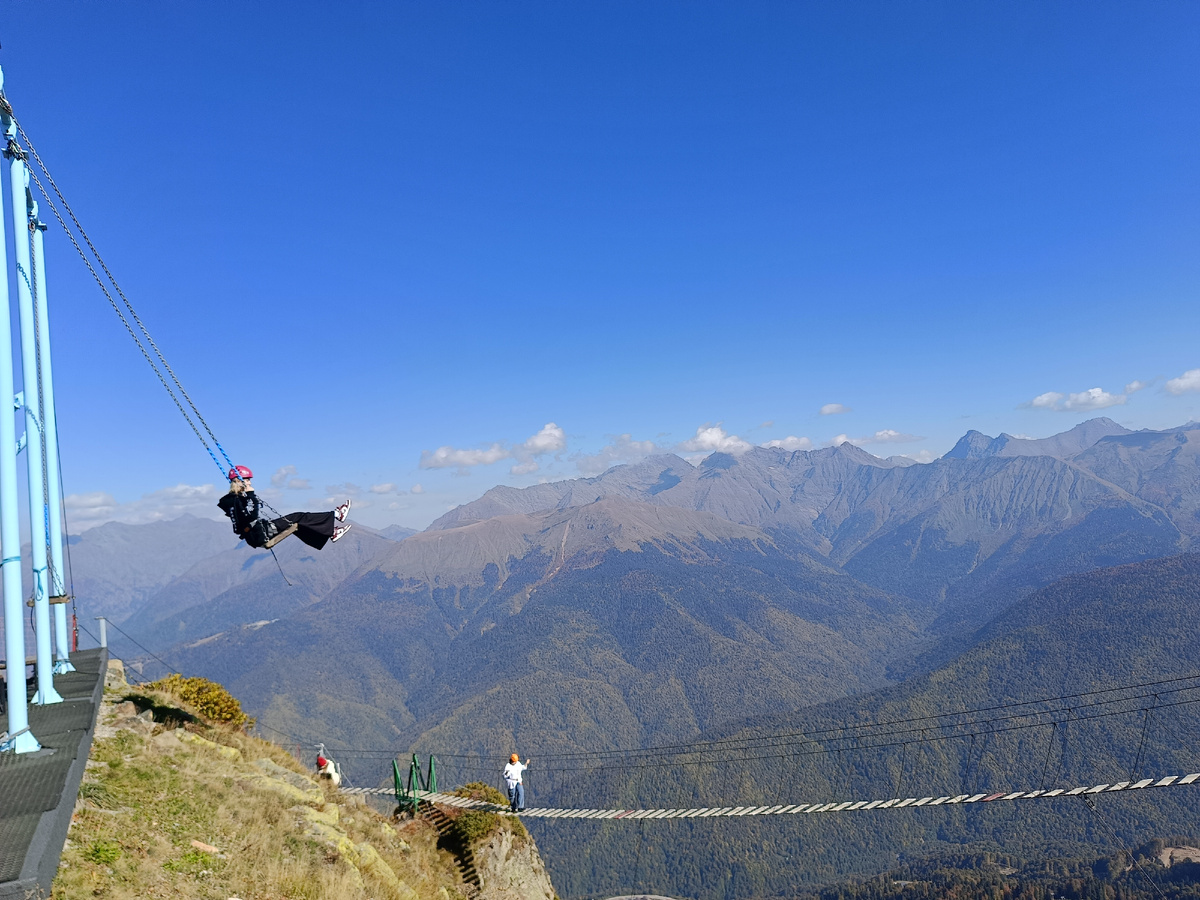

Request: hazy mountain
left=64, top=514, right=237, bottom=623
left=126, top=524, right=399, bottom=650
left=378, top=524, right=418, bottom=541
left=168, top=498, right=922, bottom=758
left=942, top=417, right=1131, bottom=460
left=426, top=454, right=698, bottom=530
left=1071, top=426, right=1200, bottom=537
left=820, top=453, right=1184, bottom=629
left=433, top=423, right=1195, bottom=631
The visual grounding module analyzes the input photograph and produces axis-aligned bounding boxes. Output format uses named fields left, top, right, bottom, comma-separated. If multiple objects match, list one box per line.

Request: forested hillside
left=528, top=553, right=1200, bottom=899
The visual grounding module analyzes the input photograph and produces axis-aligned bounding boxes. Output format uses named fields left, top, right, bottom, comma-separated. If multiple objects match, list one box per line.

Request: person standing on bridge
left=503, top=753, right=531, bottom=813
left=218, top=466, right=352, bottom=549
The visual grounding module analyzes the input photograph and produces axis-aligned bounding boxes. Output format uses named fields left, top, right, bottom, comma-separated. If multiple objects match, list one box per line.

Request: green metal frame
left=394, top=753, right=437, bottom=814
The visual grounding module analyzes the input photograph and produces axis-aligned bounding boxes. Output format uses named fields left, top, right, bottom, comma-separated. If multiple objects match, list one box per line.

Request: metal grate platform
left=0, top=648, right=106, bottom=895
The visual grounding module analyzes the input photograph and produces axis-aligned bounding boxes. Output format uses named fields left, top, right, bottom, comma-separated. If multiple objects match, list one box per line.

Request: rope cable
left=1131, top=696, right=1157, bottom=784
left=2, top=113, right=235, bottom=479
left=102, top=619, right=178, bottom=678
left=445, top=671, right=1200, bottom=765
left=1038, top=722, right=1058, bottom=791
left=1081, top=794, right=1171, bottom=900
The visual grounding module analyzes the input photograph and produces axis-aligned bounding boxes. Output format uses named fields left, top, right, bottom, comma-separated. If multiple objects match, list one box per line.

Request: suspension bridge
left=348, top=772, right=1200, bottom=819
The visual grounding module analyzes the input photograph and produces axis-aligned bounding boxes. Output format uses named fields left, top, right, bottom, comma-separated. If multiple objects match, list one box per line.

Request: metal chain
left=20, top=159, right=229, bottom=476
left=9, top=110, right=236, bottom=473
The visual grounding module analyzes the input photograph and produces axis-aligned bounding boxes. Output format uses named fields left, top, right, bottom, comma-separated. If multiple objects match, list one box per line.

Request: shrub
left=84, top=840, right=121, bottom=865
left=145, top=674, right=252, bottom=728
left=452, top=781, right=508, bottom=806
left=453, top=810, right=500, bottom=846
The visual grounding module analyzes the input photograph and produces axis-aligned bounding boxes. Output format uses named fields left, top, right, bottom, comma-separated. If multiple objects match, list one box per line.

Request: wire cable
left=101, top=619, right=178, bottom=679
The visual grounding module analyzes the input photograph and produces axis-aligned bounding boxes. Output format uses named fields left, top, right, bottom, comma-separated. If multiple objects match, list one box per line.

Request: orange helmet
left=510, top=753, right=519, bottom=763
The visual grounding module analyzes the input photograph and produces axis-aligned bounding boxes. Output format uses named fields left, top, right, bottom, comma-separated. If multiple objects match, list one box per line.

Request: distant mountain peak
left=942, top=417, right=1131, bottom=460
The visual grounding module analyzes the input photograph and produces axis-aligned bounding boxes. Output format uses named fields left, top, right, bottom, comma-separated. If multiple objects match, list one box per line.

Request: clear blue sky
left=1, top=1, right=1197, bottom=531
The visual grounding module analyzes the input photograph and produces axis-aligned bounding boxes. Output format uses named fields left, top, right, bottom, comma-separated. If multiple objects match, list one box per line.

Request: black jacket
left=218, top=490, right=265, bottom=546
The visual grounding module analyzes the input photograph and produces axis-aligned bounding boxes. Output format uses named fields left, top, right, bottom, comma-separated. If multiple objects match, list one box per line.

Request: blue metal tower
left=0, top=63, right=42, bottom=751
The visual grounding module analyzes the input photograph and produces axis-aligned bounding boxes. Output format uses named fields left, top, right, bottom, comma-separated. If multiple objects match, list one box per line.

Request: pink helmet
left=228, top=465, right=253, bottom=481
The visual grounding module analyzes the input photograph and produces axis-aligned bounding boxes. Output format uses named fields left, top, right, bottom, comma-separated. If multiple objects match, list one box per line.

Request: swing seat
left=262, top=523, right=298, bottom=549
left=26, top=595, right=71, bottom=608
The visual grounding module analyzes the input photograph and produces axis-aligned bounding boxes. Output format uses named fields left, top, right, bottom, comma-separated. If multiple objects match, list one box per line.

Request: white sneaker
left=335, top=499, right=352, bottom=522
left=332, top=524, right=352, bottom=543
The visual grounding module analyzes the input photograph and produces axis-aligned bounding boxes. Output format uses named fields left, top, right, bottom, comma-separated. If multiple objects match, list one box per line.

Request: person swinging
left=218, top=465, right=351, bottom=550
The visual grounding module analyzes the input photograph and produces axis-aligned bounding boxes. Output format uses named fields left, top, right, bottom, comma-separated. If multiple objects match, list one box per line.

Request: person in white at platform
left=503, top=753, right=531, bottom=813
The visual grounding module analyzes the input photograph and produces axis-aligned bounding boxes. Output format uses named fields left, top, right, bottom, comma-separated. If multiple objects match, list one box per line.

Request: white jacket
left=503, top=761, right=527, bottom=787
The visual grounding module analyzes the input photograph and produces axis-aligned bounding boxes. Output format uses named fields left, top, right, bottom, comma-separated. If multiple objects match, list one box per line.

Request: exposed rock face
left=473, top=825, right=557, bottom=900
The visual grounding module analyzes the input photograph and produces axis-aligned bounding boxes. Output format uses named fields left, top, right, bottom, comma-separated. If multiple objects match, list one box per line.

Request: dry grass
left=53, top=690, right=470, bottom=900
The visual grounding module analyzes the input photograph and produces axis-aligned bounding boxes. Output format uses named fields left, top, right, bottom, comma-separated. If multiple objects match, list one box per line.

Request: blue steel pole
left=29, top=201, right=73, bottom=672
left=0, top=68, right=40, bottom=751
left=8, top=144, right=61, bottom=705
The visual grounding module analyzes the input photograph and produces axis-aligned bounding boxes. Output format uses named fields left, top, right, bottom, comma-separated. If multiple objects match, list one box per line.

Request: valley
left=85, top=419, right=1200, bottom=898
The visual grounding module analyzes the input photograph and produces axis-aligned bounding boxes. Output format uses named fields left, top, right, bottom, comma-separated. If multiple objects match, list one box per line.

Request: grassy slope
left=53, top=684, right=488, bottom=900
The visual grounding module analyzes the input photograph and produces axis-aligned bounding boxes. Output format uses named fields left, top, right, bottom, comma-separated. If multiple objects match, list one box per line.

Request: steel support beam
left=0, top=66, right=41, bottom=750
left=29, top=201, right=72, bottom=672
left=7, top=123, right=60, bottom=705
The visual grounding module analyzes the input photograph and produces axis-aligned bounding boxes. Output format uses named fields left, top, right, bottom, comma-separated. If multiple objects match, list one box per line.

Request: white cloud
left=269, top=465, right=310, bottom=490
left=1027, top=379, right=1149, bottom=411
left=419, top=443, right=508, bottom=470
left=1063, top=388, right=1126, bottom=410
left=369, top=483, right=397, bottom=494
left=410, top=484, right=425, bottom=494
left=509, top=422, right=567, bottom=475
left=760, top=420, right=775, bottom=428
left=64, top=483, right=223, bottom=532
left=834, top=429, right=923, bottom=446
left=869, top=429, right=923, bottom=443
left=1166, top=368, right=1200, bottom=396
left=900, top=449, right=937, bottom=463
left=574, top=434, right=659, bottom=476
left=271, top=465, right=297, bottom=488
left=519, top=422, right=566, bottom=455
left=419, top=422, right=567, bottom=475
left=325, top=482, right=363, bottom=497
left=820, top=403, right=851, bottom=416
left=1030, top=392, right=1064, bottom=409
left=762, top=435, right=813, bottom=451
left=677, top=424, right=753, bottom=455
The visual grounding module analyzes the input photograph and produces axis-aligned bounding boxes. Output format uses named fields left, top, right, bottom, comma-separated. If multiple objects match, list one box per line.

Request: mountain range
left=67, top=417, right=1200, bottom=897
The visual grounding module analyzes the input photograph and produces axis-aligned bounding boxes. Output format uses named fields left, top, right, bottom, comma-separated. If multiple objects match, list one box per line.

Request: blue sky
left=1, top=1, right=1198, bottom=531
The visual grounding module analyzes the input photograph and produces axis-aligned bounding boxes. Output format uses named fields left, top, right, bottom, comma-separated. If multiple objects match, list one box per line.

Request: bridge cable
left=1081, top=794, right=1170, bottom=900
left=1130, top=696, right=1157, bottom=784
left=1038, top=722, right=1058, bottom=792
left=464, top=671, right=1200, bottom=764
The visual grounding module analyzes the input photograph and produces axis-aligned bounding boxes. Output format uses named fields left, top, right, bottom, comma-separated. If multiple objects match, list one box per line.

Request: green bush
left=452, top=781, right=509, bottom=806
left=84, top=840, right=121, bottom=865
left=145, top=674, right=252, bottom=728
left=453, top=810, right=501, bottom=845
